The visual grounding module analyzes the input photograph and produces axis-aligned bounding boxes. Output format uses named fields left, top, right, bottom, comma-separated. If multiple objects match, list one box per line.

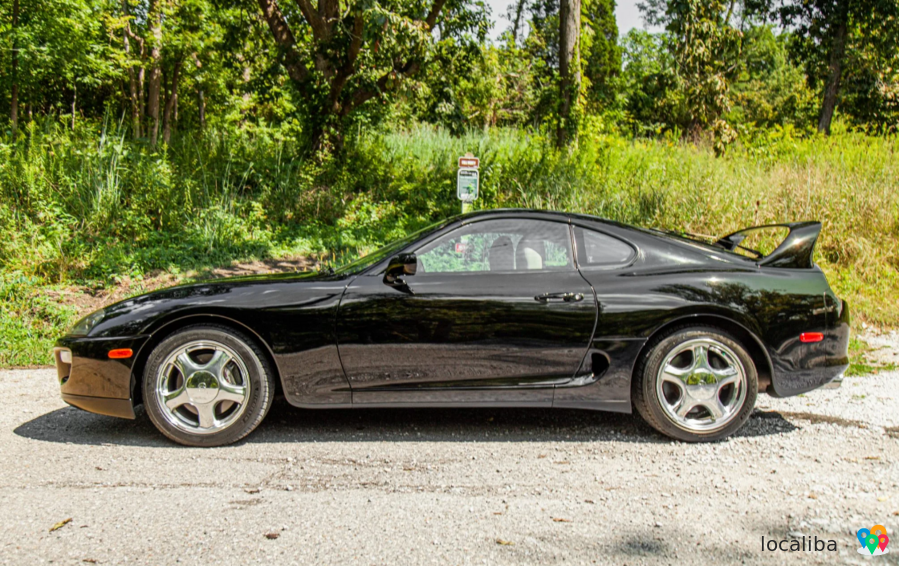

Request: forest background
left=1, top=0, right=897, bottom=365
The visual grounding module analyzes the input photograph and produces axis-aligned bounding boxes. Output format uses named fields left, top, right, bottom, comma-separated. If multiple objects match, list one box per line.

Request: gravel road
left=1, top=335, right=897, bottom=565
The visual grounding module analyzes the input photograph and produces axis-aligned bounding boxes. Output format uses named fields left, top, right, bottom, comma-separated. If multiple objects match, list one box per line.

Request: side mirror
left=384, top=253, right=417, bottom=289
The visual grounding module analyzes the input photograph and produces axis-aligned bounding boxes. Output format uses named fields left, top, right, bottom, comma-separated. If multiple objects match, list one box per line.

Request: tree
left=0, top=0, right=117, bottom=131
left=581, top=0, right=620, bottom=109
left=9, top=0, right=19, bottom=137
left=557, top=0, right=581, bottom=147
left=770, top=0, right=899, bottom=133
left=728, top=26, right=817, bottom=130
left=640, top=0, right=742, bottom=150
left=516, top=0, right=620, bottom=144
left=619, top=29, right=686, bottom=134
left=254, top=0, right=487, bottom=152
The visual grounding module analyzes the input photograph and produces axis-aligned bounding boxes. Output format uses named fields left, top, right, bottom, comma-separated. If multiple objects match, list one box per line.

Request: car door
left=336, top=217, right=598, bottom=405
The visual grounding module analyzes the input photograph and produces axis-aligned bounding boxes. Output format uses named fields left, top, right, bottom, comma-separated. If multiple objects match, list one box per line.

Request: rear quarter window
left=574, top=226, right=636, bottom=269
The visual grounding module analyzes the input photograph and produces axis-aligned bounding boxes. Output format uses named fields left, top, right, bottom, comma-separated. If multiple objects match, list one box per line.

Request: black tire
left=142, top=324, right=275, bottom=447
left=633, top=326, right=758, bottom=442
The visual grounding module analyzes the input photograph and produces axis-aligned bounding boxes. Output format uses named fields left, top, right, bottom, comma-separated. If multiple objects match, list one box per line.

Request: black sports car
left=53, top=210, right=850, bottom=446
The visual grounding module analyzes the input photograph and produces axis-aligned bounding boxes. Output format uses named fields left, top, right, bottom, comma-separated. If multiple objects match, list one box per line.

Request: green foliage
left=0, top=273, right=77, bottom=367
left=619, top=30, right=685, bottom=135
left=728, top=26, right=818, bottom=131
left=846, top=337, right=899, bottom=376
left=664, top=0, right=742, bottom=152
left=581, top=0, right=621, bottom=109
left=773, top=0, right=899, bottom=132
left=2, top=121, right=898, bottom=366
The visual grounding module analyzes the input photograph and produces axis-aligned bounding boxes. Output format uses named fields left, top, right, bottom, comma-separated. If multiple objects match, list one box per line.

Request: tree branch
left=295, top=0, right=327, bottom=40
left=256, top=0, right=309, bottom=83
left=425, top=0, right=447, bottom=29
left=340, top=0, right=448, bottom=114
left=319, top=0, right=340, bottom=39
left=328, top=13, right=366, bottom=111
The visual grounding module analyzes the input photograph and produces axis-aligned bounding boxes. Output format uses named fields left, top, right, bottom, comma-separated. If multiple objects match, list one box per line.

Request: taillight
left=800, top=332, right=824, bottom=343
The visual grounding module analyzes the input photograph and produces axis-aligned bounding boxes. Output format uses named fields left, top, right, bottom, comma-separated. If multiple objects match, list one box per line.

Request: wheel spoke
left=714, top=367, right=740, bottom=389
left=661, top=363, right=690, bottom=382
left=194, top=402, right=217, bottom=429
left=705, top=399, right=726, bottom=421
left=204, top=349, right=232, bottom=379
left=691, top=344, right=710, bottom=372
left=173, top=351, right=201, bottom=378
left=164, top=387, right=190, bottom=410
left=217, top=380, right=246, bottom=404
left=674, top=397, right=697, bottom=418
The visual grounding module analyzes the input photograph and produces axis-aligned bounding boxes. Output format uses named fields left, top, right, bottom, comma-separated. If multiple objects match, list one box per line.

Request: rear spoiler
left=714, top=221, right=822, bottom=268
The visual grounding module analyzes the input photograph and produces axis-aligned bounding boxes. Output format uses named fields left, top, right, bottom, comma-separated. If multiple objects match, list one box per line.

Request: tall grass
left=1, top=119, right=897, bottom=365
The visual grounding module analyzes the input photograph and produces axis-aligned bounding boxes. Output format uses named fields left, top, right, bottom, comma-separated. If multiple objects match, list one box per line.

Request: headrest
left=488, top=236, right=514, bottom=271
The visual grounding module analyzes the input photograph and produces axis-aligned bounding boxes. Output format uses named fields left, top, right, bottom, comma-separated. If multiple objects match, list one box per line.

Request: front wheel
left=143, top=325, right=275, bottom=447
left=633, top=326, right=758, bottom=442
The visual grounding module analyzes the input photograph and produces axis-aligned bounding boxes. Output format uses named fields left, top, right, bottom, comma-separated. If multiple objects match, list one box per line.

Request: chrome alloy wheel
left=154, top=340, right=251, bottom=435
left=655, top=338, right=748, bottom=433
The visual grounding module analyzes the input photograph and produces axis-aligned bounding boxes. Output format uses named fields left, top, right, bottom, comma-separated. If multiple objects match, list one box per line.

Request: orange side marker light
left=799, top=332, right=824, bottom=343
left=108, top=348, right=133, bottom=359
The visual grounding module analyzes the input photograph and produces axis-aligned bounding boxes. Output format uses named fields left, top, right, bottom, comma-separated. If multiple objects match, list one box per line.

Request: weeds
left=1, top=119, right=897, bottom=365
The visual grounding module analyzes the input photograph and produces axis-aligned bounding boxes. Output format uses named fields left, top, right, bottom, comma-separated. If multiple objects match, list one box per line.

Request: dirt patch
left=45, top=256, right=317, bottom=320
left=199, top=257, right=318, bottom=279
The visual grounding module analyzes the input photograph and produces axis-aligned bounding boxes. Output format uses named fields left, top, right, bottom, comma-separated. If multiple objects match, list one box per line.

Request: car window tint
left=416, top=219, right=573, bottom=274
left=576, top=227, right=635, bottom=268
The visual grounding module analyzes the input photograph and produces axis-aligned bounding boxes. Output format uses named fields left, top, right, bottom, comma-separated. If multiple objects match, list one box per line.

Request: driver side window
left=415, top=219, right=573, bottom=274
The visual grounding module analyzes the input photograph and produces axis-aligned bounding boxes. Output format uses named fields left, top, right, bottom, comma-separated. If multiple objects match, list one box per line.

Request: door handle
left=534, top=292, right=584, bottom=303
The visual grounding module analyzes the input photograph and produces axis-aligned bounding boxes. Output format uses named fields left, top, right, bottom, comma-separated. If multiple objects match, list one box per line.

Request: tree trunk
left=147, top=0, right=163, bottom=145
left=10, top=0, right=19, bottom=138
left=123, top=0, right=142, bottom=138
left=817, top=15, right=848, bottom=134
left=162, top=60, right=181, bottom=145
left=557, top=0, right=581, bottom=148
left=511, top=0, right=526, bottom=46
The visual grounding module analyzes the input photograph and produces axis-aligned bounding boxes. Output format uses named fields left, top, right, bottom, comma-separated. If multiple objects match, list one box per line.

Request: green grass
left=1, top=120, right=898, bottom=366
left=845, top=337, right=899, bottom=377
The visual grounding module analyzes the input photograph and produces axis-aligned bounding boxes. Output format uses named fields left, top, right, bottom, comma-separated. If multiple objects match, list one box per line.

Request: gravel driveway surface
left=1, top=335, right=897, bottom=565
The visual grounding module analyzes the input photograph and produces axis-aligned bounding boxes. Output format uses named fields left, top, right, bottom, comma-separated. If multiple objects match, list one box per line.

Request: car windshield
left=333, top=217, right=458, bottom=275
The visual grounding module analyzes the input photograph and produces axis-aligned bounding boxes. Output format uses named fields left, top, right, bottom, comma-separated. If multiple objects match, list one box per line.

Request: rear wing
left=714, top=221, right=822, bottom=268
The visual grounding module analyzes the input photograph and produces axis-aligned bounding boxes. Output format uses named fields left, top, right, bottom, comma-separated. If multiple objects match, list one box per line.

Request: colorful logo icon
left=857, top=525, right=890, bottom=556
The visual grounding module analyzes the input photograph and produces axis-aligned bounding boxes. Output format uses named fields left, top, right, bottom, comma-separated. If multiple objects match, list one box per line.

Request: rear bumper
left=767, top=297, right=849, bottom=397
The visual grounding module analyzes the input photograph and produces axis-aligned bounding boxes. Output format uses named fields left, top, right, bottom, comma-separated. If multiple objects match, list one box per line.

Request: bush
left=1, top=119, right=897, bottom=365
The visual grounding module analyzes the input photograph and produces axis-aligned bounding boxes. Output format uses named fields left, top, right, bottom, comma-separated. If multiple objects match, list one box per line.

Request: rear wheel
left=633, top=326, right=757, bottom=442
left=143, top=325, right=275, bottom=447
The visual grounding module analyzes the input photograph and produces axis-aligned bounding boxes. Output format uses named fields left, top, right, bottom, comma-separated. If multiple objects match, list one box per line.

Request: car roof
left=458, top=209, right=755, bottom=264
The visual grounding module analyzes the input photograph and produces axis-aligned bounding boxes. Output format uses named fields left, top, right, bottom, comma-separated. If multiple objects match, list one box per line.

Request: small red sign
left=455, top=242, right=468, bottom=253
left=458, top=157, right=479, bottom=168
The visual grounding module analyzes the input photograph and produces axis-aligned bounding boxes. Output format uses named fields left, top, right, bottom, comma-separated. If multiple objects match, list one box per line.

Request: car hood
left=79, top=270, right=351, bottom=338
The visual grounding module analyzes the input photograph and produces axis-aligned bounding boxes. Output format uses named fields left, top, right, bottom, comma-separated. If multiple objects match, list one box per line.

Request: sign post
left=457, top=154, right=479, bottom=214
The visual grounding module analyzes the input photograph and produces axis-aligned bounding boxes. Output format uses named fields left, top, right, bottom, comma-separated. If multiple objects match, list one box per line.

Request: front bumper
left=61, top=393, right=136, bottom=419
left=54, top=335, right=150, bottom=419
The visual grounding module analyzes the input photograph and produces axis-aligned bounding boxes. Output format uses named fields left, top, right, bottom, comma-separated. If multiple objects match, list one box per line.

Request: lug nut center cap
left=686, top=372, right=718, bottom=400
left=186, top=371, right=219, bottom=404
